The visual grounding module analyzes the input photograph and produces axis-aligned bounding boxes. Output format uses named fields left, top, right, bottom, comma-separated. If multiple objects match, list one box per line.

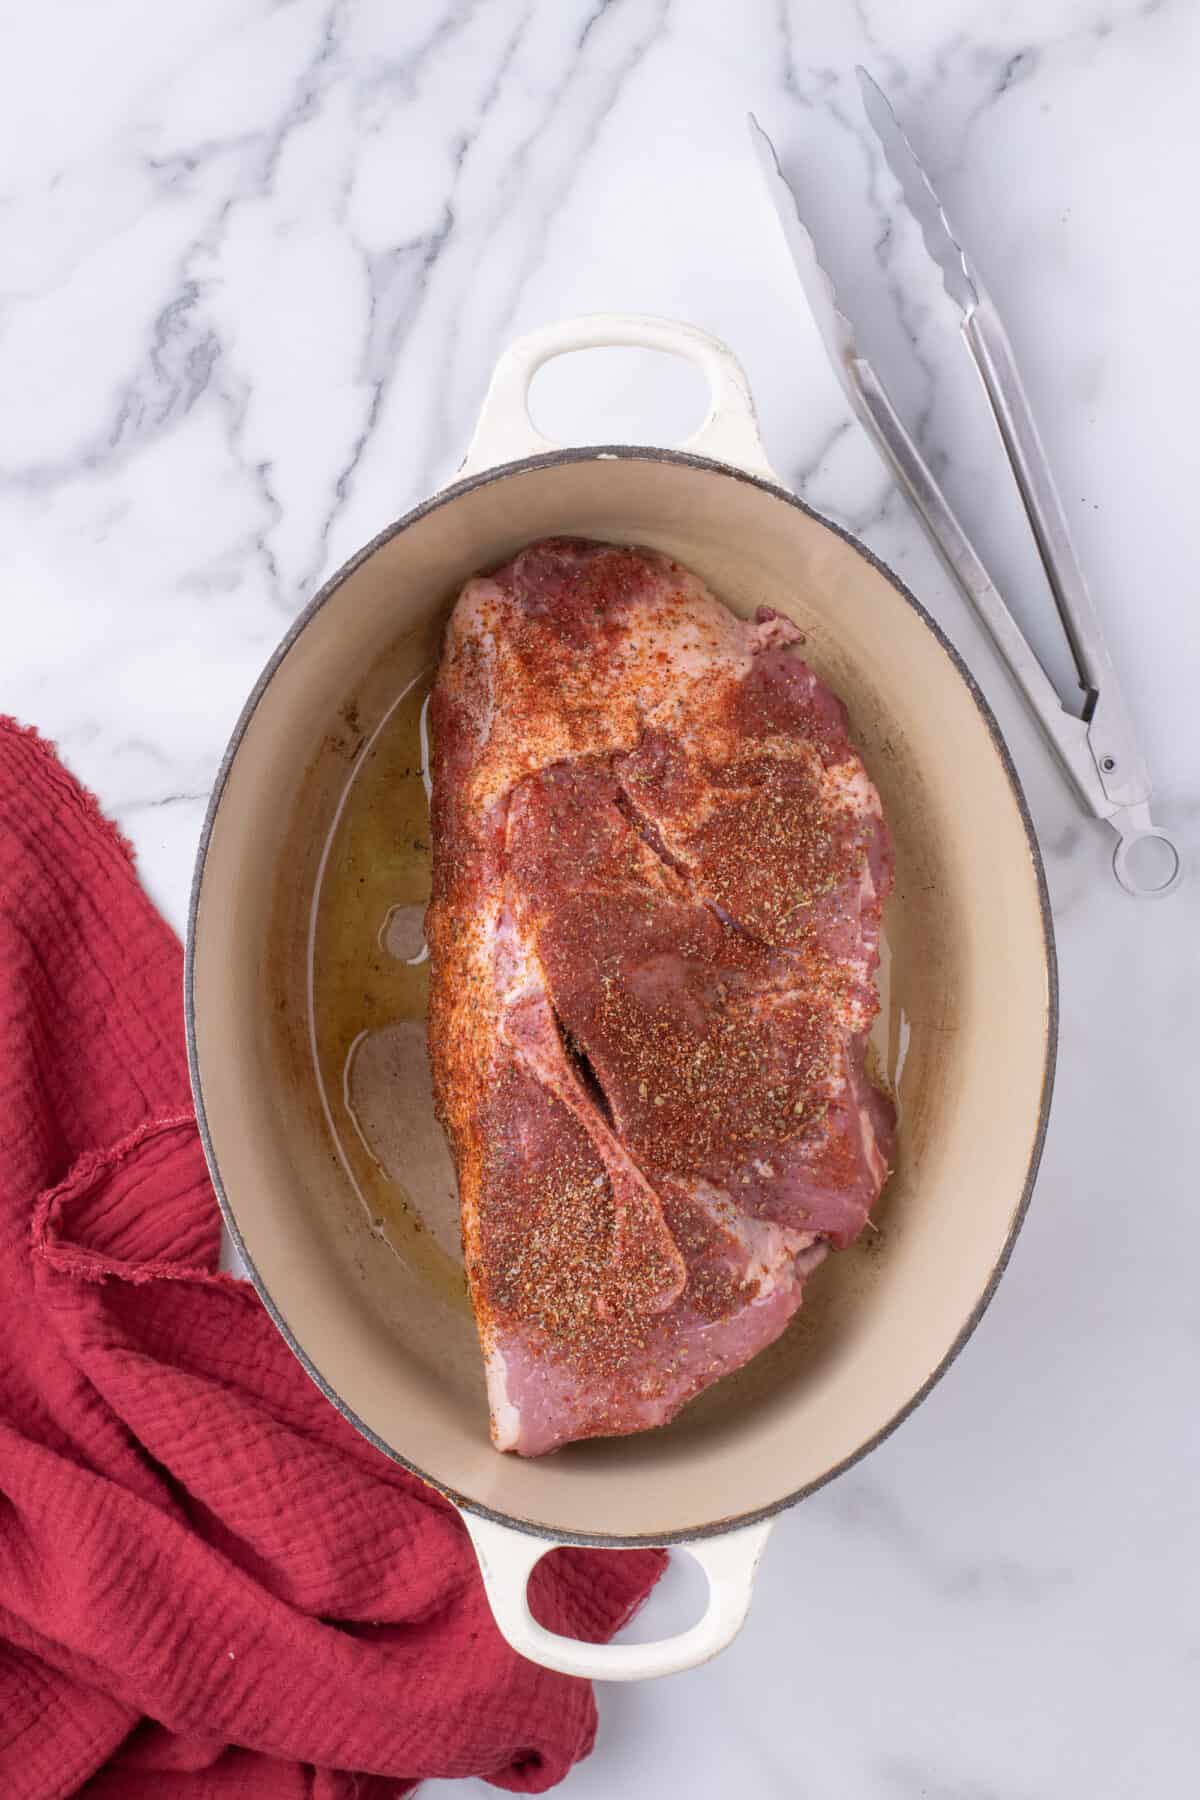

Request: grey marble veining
left=2, top=3, right=1197, bottom=1794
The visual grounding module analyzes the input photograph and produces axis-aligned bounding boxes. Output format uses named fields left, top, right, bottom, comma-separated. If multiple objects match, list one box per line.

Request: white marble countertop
left=4, top=2, right=1198, bottom=1794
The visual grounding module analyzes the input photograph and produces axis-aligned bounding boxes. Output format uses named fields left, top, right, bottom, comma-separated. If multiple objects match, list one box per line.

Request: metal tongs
left=750, top=71, right=1181, bottom=897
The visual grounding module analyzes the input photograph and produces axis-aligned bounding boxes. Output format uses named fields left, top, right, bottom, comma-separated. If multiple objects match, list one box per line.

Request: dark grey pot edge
left=184, top=444, right=1059, bottom=1550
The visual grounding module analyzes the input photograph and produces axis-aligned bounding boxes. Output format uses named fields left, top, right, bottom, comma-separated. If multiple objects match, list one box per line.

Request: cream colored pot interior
left=190, top=452, right=1053, bottom=1543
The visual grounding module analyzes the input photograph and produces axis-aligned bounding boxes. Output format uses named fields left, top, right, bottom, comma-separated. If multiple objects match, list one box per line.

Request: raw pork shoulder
left=427, top=539, right=894, bottom=1456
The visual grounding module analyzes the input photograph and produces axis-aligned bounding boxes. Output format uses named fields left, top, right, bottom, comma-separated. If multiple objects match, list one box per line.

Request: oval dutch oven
left=186, top=316, right=1056, bottom=1680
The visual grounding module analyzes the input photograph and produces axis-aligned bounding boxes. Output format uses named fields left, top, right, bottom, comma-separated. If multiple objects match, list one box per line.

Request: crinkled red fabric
left=0, top=719, right=664, bottom=1799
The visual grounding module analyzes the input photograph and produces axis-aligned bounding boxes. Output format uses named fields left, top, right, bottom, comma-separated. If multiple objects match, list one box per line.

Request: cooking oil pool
left=307, top=669, right=468, bottom=1310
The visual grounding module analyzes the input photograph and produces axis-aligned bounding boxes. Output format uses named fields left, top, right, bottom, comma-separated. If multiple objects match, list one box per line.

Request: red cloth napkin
left=0, top=719, right=664, bottom=1799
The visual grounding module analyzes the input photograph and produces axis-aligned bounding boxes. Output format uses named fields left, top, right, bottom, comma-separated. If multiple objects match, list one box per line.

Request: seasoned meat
left=427, top=538, right=894, bottom=1455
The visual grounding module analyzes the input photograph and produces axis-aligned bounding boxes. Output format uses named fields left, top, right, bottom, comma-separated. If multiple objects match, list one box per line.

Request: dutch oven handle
left=458, top=313, right=778, bottom=481
left=462, top=1511, right=774, bottom=1681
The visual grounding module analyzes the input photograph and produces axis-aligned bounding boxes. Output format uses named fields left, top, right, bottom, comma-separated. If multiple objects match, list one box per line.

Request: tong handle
left=849, top=351, right=1182, bottom=894
left=963, top=300, right=1150, bottom=811
left=847, top=356, right=1106, bottom=817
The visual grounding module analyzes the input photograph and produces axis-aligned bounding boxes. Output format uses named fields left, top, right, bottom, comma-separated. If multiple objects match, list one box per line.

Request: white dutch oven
left=187, top=315, right=1056, bottom=1680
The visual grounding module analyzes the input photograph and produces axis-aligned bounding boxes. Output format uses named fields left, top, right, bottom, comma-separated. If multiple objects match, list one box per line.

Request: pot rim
left=184, top=443, right=1059, bottom=1548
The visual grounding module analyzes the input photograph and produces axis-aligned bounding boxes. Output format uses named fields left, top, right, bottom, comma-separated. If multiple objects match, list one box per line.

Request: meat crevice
left=611, top=778, right=691, bottom=882
left=561, top=1028, right=615, bottom=1130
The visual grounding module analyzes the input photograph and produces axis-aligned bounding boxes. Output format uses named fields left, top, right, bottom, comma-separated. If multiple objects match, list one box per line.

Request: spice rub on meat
left=426, top=538, right=894, bottom=1456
